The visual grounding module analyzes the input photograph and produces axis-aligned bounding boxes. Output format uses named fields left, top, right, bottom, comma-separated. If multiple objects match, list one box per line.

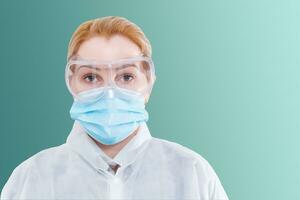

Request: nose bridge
left=107, top=63, right=115, bottom=87
left=106, top=63, right=116, bottom=99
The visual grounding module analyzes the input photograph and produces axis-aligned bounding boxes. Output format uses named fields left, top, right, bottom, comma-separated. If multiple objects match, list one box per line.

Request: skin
left=74, top=34, right=152, bottom=172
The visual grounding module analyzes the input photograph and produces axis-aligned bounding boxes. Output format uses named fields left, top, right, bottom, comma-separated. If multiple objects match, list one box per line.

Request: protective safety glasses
left=65, top=55, right=156, bottom=101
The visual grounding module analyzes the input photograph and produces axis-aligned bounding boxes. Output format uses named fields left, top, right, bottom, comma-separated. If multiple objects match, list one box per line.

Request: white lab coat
left=1, top=121, right=229, bottom=200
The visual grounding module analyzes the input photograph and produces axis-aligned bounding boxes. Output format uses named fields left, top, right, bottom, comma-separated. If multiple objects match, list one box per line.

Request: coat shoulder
left=23, top=144, right=69, bottom=168
left=1, top=144, right=69, bottom=199
left=8, top=143, right=70, bottom=180
left=149, top=137, right=211, bottom=167
left=149, top=137, right=222, bottom=183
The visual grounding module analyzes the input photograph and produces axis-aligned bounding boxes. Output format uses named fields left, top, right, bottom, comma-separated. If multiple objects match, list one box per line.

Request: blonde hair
left=67, top=16, right=152, bottom=61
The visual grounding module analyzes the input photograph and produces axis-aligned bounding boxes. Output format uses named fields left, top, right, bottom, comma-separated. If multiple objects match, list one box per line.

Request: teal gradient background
left=1, top=0, right=300, bottom=199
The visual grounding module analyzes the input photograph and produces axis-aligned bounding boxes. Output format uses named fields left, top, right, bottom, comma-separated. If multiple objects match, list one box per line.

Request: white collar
left=66, top=120, right=152, bottom=172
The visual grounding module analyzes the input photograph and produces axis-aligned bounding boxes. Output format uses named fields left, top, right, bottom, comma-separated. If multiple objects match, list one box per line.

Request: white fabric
left=1, top=121, right=229, bottom=200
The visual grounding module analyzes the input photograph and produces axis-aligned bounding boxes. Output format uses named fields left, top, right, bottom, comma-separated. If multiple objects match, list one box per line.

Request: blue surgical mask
left=69, top=88, right=149, bottom=145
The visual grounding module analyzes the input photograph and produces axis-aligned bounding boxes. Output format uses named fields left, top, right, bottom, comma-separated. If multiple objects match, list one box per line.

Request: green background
left=1, top=0, right=299, bottom=199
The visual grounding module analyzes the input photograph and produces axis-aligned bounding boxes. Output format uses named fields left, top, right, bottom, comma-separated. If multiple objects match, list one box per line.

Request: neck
left=90, top=127, right=140, bottom=159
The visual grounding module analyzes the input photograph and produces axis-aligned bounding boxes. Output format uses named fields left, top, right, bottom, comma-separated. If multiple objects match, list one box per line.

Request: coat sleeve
left=1, top=161, right=30, bottom=200
left=207, top=172, right=229, bottom=200
left=194, top=156, right=229, bottom=200
left=1, top=158, right=52, bottom=200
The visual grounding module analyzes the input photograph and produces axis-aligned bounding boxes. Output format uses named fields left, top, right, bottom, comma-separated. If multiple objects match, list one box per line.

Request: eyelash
left=119, top=73, right=135, bottom=82
left=82, top=73, right=135, bottom=83
left=83, top=73, right=100, bottom=83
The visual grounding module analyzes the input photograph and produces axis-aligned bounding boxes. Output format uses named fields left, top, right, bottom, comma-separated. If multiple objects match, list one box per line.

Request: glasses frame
left=65, top=55, right=156, bottom=101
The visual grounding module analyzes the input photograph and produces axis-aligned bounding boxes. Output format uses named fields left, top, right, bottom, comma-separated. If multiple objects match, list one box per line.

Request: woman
left=1, top=16, right=229, bottom=200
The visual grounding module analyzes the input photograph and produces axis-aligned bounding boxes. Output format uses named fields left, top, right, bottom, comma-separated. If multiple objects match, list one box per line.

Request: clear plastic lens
left=68, top=63, right=108, bottom=94
left=113, top=60, right=150, bottom=93
left=65, top=56, right=155, bottom=100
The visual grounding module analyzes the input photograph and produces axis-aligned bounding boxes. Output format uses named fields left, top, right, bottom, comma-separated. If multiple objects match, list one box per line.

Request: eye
left=83, top=73, right=101, bottom=83
left=118, top=73, right=135, bottom=83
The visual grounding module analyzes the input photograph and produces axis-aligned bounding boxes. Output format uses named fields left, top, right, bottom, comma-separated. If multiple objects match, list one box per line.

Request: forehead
left=76, top=34, right=142, bottom=61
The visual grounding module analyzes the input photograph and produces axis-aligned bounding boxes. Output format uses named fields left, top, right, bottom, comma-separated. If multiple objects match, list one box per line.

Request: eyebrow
left=71, top=54, right=83, bottom=60
left=114, top=63, right=138, bottom=70
left=76, top=63, right=139, bottom=72
left=76, top=65, right=104, bottom=72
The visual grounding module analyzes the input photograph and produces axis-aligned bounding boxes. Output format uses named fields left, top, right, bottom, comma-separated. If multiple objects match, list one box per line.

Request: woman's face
left=71, top=34, right=151, bottom=103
